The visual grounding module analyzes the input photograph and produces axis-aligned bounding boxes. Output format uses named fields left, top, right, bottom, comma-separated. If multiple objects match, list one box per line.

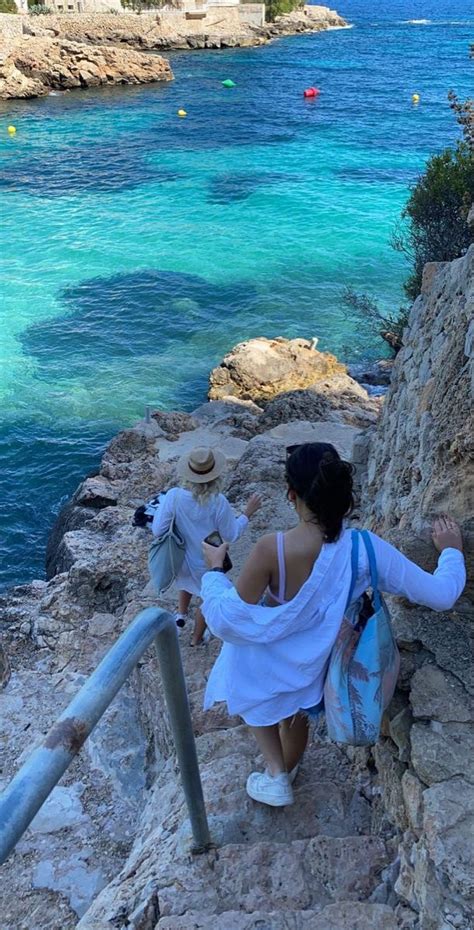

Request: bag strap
left=360, top=530, right=381, bottom=610
left=169, top=489, right=178, bottom=529
left=346, top=530, right=359, bottom=607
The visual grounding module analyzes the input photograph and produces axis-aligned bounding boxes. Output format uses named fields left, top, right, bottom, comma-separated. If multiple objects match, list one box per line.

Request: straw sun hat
left=176, top=446, right=227, bottom=484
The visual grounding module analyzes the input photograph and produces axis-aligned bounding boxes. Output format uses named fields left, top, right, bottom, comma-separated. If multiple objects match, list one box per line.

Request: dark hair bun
left=286, top=443, right=354, bottom=542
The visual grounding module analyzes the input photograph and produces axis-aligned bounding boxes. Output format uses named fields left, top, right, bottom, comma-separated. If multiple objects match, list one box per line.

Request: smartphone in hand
left=204, top=531, right=233, bottom=573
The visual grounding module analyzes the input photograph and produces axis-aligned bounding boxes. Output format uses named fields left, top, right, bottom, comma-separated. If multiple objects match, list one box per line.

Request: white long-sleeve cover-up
left=202, top=529, right=466, bottom=726
left=152, top=487, right=248, bottom=596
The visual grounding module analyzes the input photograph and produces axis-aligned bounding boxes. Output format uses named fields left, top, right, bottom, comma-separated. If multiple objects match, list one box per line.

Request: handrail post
left=0, top=608, right=211, bottom=863
left=155, top=624, right=211, bottom=852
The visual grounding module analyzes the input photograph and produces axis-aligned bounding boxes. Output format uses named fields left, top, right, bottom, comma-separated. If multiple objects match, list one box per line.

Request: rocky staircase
left=1, top=396, right=402, bottom=929
left=77, top=635, right=400, bottom=930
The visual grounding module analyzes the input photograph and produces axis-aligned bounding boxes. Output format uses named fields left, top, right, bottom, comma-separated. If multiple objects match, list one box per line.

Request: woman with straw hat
left=152, top=446, right=261, bottom=645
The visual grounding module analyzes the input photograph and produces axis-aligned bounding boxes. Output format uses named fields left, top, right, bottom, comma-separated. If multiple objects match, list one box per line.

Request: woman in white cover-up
left=201, top=442, right=466, bottom=808
left=152, top=446, right=261, bottom=644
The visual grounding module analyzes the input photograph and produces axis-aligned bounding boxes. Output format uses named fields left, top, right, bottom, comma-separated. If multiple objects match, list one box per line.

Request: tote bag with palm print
left=324, top=530, right=400, bottom=746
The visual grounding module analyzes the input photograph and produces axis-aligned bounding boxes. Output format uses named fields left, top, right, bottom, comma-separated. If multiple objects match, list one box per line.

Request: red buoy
left=303, top=87, right=320, bottom=98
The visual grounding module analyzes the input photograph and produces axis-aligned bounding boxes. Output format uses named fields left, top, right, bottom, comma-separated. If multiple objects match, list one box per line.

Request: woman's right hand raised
left=432, top=516, right=463, bottom=553
left=245, top=493, right=262, bottom=518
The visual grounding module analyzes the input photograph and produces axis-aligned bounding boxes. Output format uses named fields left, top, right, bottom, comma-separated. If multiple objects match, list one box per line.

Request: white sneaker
left=246, top=770, right=294, bottom=807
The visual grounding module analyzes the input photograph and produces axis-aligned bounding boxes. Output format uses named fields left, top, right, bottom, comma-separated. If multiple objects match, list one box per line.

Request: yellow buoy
left=412, top=93, right=420, bottom=104
left=7, top=125, right=17, bottom=134
left=178, top=109, right=187, bottom=118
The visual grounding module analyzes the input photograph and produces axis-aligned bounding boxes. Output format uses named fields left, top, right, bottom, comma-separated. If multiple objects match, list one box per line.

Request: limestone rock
left=0, top=36, right=173, bottom=99
left=305, top=834, right=388, bottom=900
left=254, top=420, right=361, bottom=461
left=410, top=721, right=474, bottom=785
left=401, top=771, right=424, bottom=835
left=75, top=476, right=119, bottom=510
left=389, top=707, right=413, bottom=762
left=410, top=664, right=474, bottom=723
left=423, top=777, right=474, bottom=899
left=257, top=382, right=380, bottom=430
left=209, top=338, right=380, bottom=435
left=363, top=245, right=474, bottom=597
left=103, top=427, right=155, bottom=466
left=158, top=902, right=399, bottom=928
left=390, top=603, right=474, bottom=697
left=373, top=742, right=408, bottom=830
left=45, top=497, right=99, bottom=579
left=209, top=337, right=346, bottom=403
left=150, top=410, right=197, bottom=438
left=261, top=4, right=347, bottom=40
left=0, top=640, right=11, bottom=689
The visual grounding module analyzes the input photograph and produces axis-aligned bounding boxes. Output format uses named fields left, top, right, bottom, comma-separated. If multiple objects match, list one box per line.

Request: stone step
left=254, top=420, right=361, bottom=462
left=155, top=835, right=389, bottom=917
left=157, top=901, right=399, bottom=929
left=191, top=726, right=372, bottom=846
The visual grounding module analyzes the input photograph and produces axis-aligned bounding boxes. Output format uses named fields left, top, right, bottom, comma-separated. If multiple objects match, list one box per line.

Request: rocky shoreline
left=0, top=5, right=348, bottom=99
left=1, top=243, right=473, bottom=930
left=0, top=36, right=173, bottom=98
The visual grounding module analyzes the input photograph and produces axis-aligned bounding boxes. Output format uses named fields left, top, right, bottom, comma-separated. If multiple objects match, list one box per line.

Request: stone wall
left=158, top=5, right=244, bottom=34
left=237, top=2, right=265, bottom=27
left=359, top=245, right=474, bottom=930
left=362, top=245, right=473, bottom=595
left=24, top=7, right=260, bottom=40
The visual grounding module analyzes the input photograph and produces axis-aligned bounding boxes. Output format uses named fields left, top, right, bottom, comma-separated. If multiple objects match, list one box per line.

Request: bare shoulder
left=253, top=533, right=277, bottom=552
left=237, top=533, right=275, bottom=602
left=249, top=533, right=277, bottom=563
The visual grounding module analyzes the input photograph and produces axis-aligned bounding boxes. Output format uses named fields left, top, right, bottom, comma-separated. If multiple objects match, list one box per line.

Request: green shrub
left=341, top=288, right=409, bottom=354
left=0, top=0, right=17, bottom=13
left=265, top=0, right=303, bottom=24
left=120, top=0, right=165, bottom=11
left=392, top=94, right=474, bottom=300
left=28, top=3, right=52, bottom=12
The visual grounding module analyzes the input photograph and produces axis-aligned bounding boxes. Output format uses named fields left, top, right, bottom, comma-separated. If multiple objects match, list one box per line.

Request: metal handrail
left=0, top=607, right=211, bottom=863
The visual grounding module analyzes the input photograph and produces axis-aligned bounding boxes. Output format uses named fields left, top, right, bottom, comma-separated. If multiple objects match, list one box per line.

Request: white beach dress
left=202, top=529, right=466, bottom=726
left=152, top=487, right=248, bottom=596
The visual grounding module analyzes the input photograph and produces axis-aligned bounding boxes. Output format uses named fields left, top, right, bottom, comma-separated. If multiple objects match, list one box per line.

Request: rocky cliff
left=356, top=245, right=474, bottom=930
left=362, top=246, right=473, bottom=596
left=22, top=6, right=347, bottom=52
left=0, top=35, right=172, bottom=98
left=0, top=249, right=472, bottom=930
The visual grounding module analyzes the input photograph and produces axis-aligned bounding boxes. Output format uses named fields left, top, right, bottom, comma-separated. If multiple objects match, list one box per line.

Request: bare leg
left=249, top=724, right=286, bottom=776
left=191, top=605, right=206, bottom=646
left=178, top=590, right=192, bottom=615
left=279, top=713, right=309, bottom=772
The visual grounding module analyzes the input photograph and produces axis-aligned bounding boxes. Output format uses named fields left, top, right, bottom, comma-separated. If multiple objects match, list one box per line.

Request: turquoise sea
left=0, top=0, right=472, bottom=588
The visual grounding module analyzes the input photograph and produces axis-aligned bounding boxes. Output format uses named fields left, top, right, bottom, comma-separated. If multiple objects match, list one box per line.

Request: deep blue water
left=0, top=0, right=472, bottom=589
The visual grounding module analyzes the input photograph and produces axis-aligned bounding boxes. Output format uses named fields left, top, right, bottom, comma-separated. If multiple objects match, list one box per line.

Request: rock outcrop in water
left=209, top=336, right=381, bottom=427
left=0, top=250, right=472, bottom=929
left=0, top=35, right=173, bottom=99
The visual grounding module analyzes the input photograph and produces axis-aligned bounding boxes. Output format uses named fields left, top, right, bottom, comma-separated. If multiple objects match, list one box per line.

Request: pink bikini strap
left=277, top=532, right=286, bottom=604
